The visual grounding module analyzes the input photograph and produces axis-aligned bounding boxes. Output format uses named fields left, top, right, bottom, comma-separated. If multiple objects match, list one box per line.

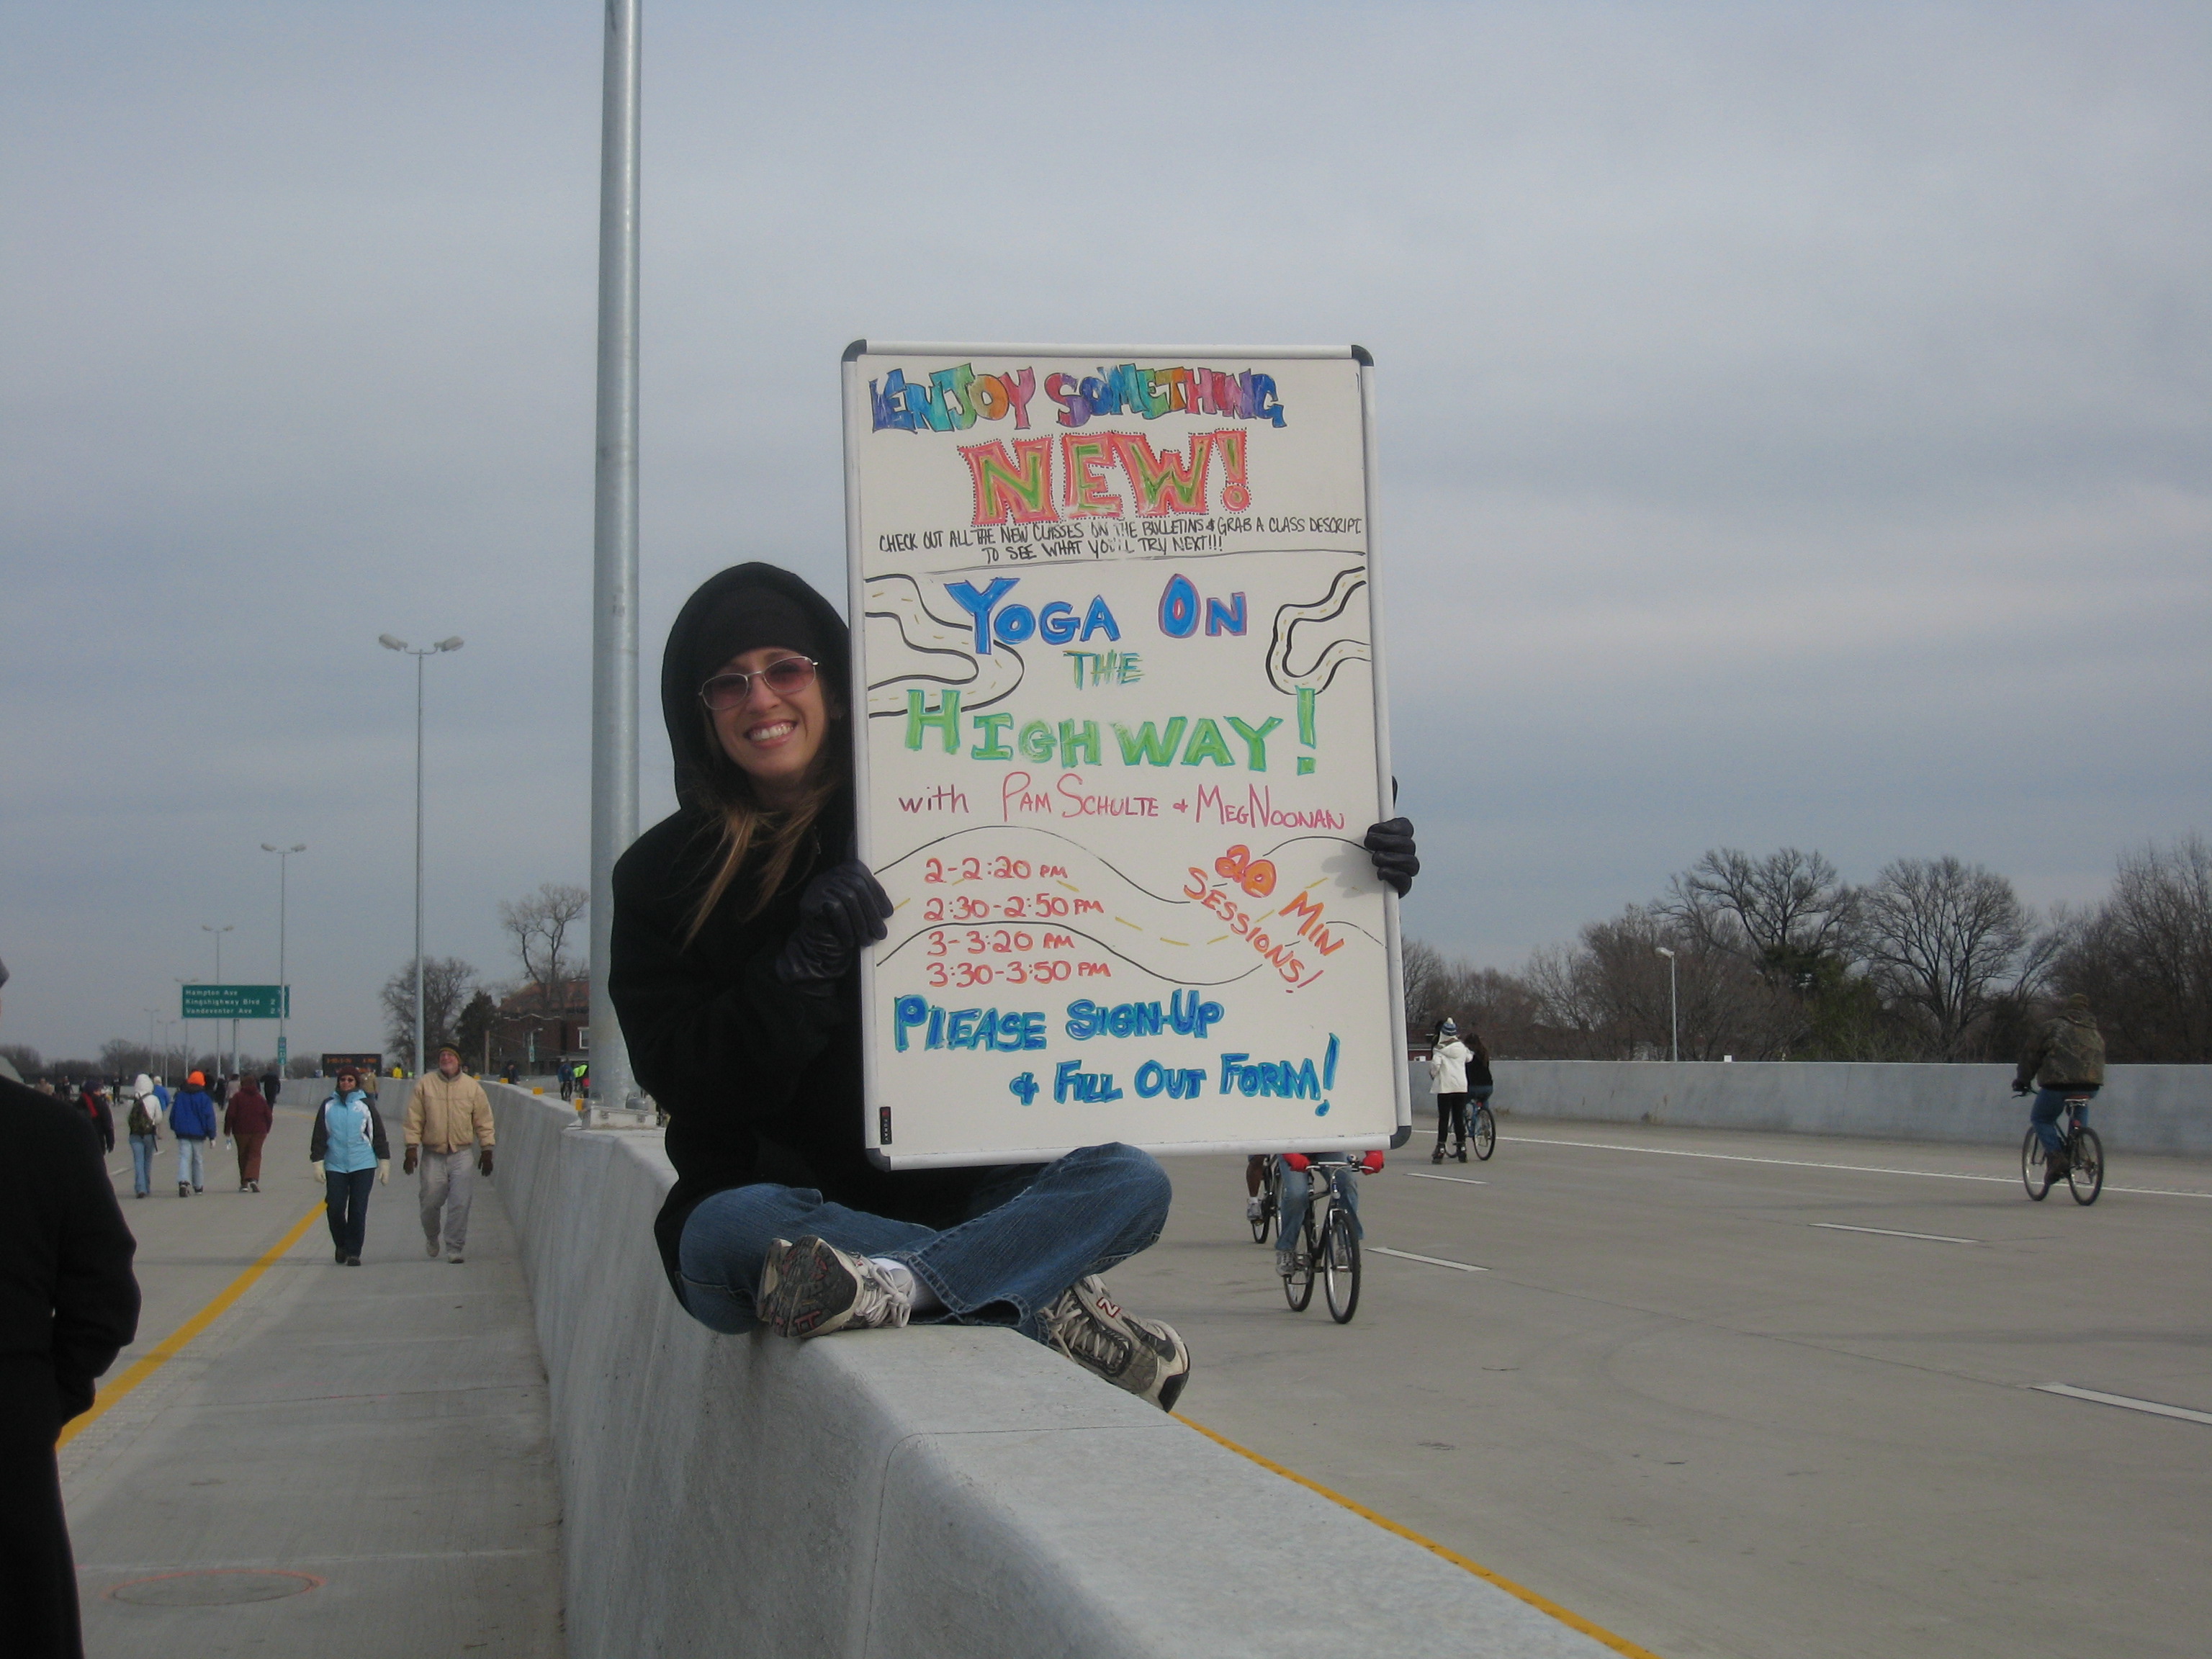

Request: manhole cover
left=107, top=1569, right=323, bottom=1606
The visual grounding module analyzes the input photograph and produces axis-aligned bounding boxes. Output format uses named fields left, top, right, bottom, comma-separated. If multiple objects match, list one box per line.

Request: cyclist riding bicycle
left=1274, top=1149, right=1384, bottom=1275
left=2013, top=992, right=2105, bottom=1182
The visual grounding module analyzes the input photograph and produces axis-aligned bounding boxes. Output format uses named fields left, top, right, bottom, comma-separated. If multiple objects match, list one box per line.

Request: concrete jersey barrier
left=449, top=1081, right=1618, bottom=1659
left=1405, top=1060, right=2211, bottom=1156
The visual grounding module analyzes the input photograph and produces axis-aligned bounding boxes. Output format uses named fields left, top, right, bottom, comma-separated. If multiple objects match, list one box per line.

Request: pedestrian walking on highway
left=404, top=1043, right=495, bottom=1263
left=74, top=1081, right=115, bottom=1156
left=125, top=1075, right=163, bottom=1199
left=223, top=1074, right=273, bottom=1192
left=1429, top=1019, right=1473, bottom=1162
left=168, top=1071, right=218, bottom=1196
left=310, top=1066, right=390, bottom=1266
left=260, top=1069, right=282, bottom=1105
left=0, top=959, right=140, bottom=1659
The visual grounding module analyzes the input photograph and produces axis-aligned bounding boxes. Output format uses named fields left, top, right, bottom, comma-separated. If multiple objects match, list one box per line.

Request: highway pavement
left=1119, top=1117, right=2212, bottom=1659
left=60, top=1098, right=563, bottom=1656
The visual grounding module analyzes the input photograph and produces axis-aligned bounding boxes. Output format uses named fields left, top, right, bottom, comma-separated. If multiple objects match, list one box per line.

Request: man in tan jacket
left=403, top=1043, right=495, bottom=1264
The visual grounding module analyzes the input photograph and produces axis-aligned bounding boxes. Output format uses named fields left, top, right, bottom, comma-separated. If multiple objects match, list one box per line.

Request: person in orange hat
left=168, top=1070, right=220, bottom=1196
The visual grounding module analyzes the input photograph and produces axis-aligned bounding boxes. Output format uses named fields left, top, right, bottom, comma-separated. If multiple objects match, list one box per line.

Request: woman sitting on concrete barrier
left=612, top=565, right=1223, bottom=1406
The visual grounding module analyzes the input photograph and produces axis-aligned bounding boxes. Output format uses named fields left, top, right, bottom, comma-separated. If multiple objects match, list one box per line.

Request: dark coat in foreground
left=0, top=1076, right=141, bottom=1658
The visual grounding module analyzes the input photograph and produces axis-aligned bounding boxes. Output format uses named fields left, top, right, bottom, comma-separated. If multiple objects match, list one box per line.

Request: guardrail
left=1403, top=1061, right=2210, bottom=1156
left=474, top=1083, right=1618, bottom=1659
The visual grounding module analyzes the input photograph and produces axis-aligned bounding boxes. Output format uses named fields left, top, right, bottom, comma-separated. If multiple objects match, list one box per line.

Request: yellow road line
left=1177, top=1414, right=1665, bottom=1659
left=59, top=1202, right=324, bottom=1449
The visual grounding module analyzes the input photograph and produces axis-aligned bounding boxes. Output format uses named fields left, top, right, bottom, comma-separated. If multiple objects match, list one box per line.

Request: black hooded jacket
left=612, top=563, right=1003, bottom=1296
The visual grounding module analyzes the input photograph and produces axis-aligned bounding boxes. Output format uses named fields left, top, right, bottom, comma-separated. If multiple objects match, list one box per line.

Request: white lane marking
left=2031, top=1384, right=2212, bottom=1426
left=1812, top=1222, right=1979, bottom=1245
left=1404, top=1172, right=1488, bottom=1186
left=1370, top=1246, right=1488, bottom=1273
left=1501, top=1135, right=2212, bottom=1200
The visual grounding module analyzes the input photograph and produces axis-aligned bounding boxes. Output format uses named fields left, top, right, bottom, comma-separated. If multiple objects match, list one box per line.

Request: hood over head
left=132, top=1073, right=154, bottom=1098
left=659, top=562, right=850, bottom=810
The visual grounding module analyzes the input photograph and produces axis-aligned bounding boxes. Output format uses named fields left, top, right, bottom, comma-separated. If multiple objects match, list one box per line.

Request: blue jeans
left=677, top=1143, right=1170, bottom=1342
left=2031, top=1086, right=2097, bottom=1156
left=1274, top=1158, right=1364, bottom=1266
left=176, top=1136, right=208, bottom=1189
left=130, top=1133, right=158, bottom=1195
left=325, top=1167, right=375, bottom=1257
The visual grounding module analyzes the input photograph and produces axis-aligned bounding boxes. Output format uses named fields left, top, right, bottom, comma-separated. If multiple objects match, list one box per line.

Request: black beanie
left=688, top=583, right=826, bottom=691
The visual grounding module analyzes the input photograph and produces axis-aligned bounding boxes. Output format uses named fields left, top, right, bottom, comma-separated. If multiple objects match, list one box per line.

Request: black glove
left=479, top=1148, right=494, bottom=1179
left=775, top=860, right=894, bottom=986
left=2012, top=1081, right=2031, bottom=1097
left=403, top=1146, right=419, bottom=1174
left=1363, top=818, right=1419, bottom=896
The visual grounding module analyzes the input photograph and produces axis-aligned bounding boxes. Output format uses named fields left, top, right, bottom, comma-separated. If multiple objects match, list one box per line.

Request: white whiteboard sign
left=842, top=342, right=1407, bottom=1168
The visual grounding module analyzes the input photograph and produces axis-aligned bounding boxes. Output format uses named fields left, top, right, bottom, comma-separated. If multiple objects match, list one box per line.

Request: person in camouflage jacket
left=2013, top=994, right=2105, bottom=1172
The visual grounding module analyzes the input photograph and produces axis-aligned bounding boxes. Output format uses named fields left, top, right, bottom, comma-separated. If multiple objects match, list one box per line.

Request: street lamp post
left=590, top=0, right=644, bottom=1115
left=1655, top=946, right=1678, bottom=1063
left=202, top=923, right=235, bottom=1078
left=261, top=843, right=307, bottom=1076
left=379, top=634, right=464, bottom=1076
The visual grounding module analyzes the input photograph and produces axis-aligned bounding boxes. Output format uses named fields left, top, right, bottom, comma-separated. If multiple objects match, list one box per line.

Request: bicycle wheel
left=1283, top=1200, right=1318, bottom=1312
left=2020, top=1129, right=2051, bottom=1200
left=1322, top=1209, right=1362, bottom=1323
left=1471, top=1105, right=1496, bottom=1161
left=1250, top=1161, right=1275, bottom=1244
left=2067, top=1126, right=2104, bottom=1206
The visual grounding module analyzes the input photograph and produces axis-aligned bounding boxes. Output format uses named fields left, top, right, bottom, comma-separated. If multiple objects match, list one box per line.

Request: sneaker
left=448, top=1252, right=464, bottom=1264
left=426, top=1238, right=441, bottom=1259
left=756, top=1236, right=912, bottom=1339
left=335, top=1247, right=347, bottom=1264
left=248, top=1180, right=259, bottom=1193
left=179, top=1182, right=191, bottom=1197
left=1244, top=1195, right=1264, bottom=1221
left=1456, top=1148, right=1468, bottom=1163
left=345, top=1255, right=361, bottom=1267
left=1037, top=1276, right=1191, bottom=1412
left=1430, top=1148, right=1444, bottom=1164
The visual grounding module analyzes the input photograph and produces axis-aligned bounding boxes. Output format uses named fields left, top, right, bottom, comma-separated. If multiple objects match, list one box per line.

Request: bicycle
left=1248, top=1155, right=1281, bottom=1244
left=2020, top=1093, right=2103, bottom=1205
left=1469, top=1099, right=1496, bottom=1161
left=1276, top=1153, right=1379, bottom=1323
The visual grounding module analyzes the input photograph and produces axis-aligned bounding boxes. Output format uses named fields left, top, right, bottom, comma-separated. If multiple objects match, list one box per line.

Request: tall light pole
left=590, top=0, right=643, bottom=1113
left=261, top=843, right=306, bottom=1076
left=379, top=634, right=463, bottom=1075
left=202, top=924, right=235, bottom=1077
left=1655, top=946, right=1678, bottom=1063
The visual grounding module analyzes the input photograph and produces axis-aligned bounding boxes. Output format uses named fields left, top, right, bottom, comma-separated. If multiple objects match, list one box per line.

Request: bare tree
left=2053, top=836, right=2212, bottom=1061
left=1663, top=848, right=1858, bottom=980
left=499, top=882, right=590, bottom=1002
left=379, top=956, right=479, bottom=1071
left=1858, top=857, right=2033, bottom=1058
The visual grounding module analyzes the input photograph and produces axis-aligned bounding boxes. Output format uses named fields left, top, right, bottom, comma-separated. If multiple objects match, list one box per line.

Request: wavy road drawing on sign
left=864, top=573, right=1026, bottom=716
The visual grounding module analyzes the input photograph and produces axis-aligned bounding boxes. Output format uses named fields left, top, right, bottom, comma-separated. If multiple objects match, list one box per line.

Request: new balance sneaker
left=1244, top=1195, right=1265, bottom=1222
left=1037, top=1276, right=1191, bottom=1412
left=756, top=1236, right=912, bottom=1339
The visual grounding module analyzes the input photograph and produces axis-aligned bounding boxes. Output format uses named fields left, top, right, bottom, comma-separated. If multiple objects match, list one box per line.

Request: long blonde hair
left=680, top=703, right=848, bottom=945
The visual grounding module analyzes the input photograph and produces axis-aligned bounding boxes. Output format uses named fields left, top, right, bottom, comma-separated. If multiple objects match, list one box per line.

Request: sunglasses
left=698, top=655, right=819, bottom=713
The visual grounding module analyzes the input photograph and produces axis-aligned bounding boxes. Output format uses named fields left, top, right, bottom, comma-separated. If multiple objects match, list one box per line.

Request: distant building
left=491, top=977, right=590, bottom=1070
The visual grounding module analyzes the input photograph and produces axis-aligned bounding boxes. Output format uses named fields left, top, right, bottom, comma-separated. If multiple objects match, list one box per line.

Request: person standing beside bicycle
left=1428, top=1019, right=1473, bottom=1163
left=2013, top=993, right=2105, bottom=1181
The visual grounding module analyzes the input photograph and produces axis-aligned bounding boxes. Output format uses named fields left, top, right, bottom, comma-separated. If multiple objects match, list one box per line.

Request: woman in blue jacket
left=309, top=1066, right=390, bottom=1266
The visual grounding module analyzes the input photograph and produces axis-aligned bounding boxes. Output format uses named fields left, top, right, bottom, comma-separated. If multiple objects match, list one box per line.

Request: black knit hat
left=686, top=583, right=827, bottom=693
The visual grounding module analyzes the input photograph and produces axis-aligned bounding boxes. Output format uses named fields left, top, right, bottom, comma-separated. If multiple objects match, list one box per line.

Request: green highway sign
left=181, top=984, right=289, bottom=1020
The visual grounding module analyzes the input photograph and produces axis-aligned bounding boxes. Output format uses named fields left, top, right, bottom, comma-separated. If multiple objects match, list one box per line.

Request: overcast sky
left=4, top=2, right=2206, bottom=1064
